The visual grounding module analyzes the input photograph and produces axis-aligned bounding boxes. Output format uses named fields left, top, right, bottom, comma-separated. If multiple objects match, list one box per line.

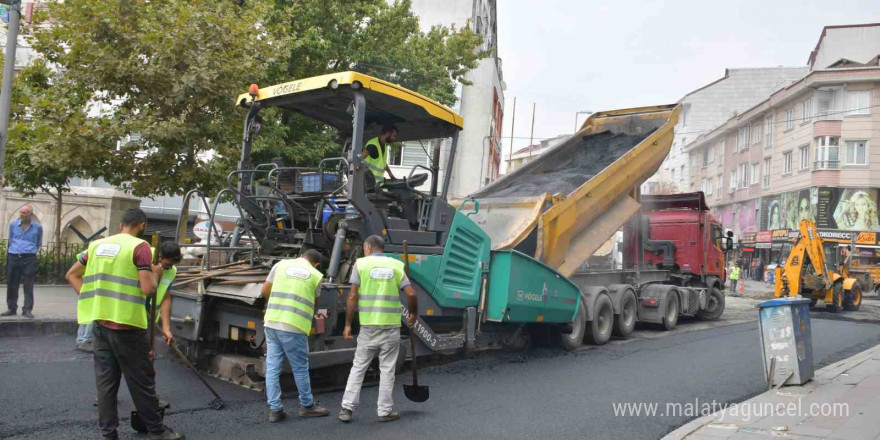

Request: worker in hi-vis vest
left=259, top=249, right=329, bottom=423
left=65, top=208, right=183, bottom=440
left=150, top=241, right=182, bottom=338
left=339, top=235, right=418, bottom=423
left=361, top=123, right=399, bottom=185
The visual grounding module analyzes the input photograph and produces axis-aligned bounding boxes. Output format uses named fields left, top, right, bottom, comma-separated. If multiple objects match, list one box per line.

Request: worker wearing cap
left=339, top=235, right=418, bottom=423
left=362, top=123, right=399, bottom=185
left=65, top=209, right=183, bottom=440
left=260, top=249, right=329, bottom=423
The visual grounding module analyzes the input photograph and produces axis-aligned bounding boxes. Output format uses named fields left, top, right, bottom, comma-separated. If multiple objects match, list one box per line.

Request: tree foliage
left=11, top=0, right=486, bottom=198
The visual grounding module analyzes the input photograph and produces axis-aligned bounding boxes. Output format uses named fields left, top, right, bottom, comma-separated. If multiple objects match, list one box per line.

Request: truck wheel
left=561, top=296, right=587, bottom=351
left=612, top=291, right=636, bottom=338
left=843, top=283, right=862, bottom=311
left=826, top=283, right=843, bottom=313
left=697, top=287, right=725, bottom=321
left=663, top=290, right=679, bottom=331
left=586, top=294, right=613, bottom=345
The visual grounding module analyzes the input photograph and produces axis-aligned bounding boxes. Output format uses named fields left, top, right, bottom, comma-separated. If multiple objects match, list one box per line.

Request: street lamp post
left=573, top=110, right=593, bottom=133
left=0, top=0, right=21, bottom=184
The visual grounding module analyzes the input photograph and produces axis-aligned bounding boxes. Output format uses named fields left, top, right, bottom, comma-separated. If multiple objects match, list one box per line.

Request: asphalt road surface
left=2, top=317, right=879, bottom=440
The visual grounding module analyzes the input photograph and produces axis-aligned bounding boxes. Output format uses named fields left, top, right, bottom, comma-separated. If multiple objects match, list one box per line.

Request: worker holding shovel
left=339, top=235, right=418, bottom=423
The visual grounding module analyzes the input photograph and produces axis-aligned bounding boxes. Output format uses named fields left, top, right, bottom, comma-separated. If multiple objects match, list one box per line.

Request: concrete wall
left=645, top=67, right=808, bottom=194
left=409, top=0, right=504, bottom=199
left=1, top=187, right=141, bottom=246
left=811, top=25, right=880, bottom=69
left=687, top=67, right=880, bottom=234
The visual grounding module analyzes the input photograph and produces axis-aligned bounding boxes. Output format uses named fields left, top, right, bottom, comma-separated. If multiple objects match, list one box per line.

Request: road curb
left=0, top=318, right=78, bottom=337
left=661, top=342, right=880, bottom=440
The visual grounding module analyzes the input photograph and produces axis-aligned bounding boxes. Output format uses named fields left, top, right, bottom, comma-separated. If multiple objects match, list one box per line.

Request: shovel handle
left=402, top=241, right=418, bottom=385
left=170, top=342, right=223, bottom=401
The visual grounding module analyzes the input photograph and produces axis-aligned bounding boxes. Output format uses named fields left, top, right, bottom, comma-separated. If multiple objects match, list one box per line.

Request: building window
left=783, top=151, right=792, bottom=174
left=801, top=98, right=812, bottom=123
left=750, top=162, right=759, bottom=185
left=764, top=115, right=773, bottom=147
left=737, top=163, right=748, bottom=189
left=844, top=140, right=868, bottom=165
left=716, top=175, right=722, bottom=199
left=671, top=167, right=676, bottom=181
left=799, top=145, right=809, bottom=170
left=763, top=158, right=771, bottom=188
left=680, top=165, right=685, bottom=182
left=846, top=90, right=871, bottom=116
left=785, top=109, right=794, bottom=130
left=814, top=136, right=839, bottom=169
left=729, top=170, right=737, bottom=193
left=737, top=126, right=749, bottom=150
left=703, top=144, right=715, bottom=166
left=718, top=140, right=725, bottom=166
left=701, top=178, right=714, bottom=195
left=751, top=122, right=762, bottom=144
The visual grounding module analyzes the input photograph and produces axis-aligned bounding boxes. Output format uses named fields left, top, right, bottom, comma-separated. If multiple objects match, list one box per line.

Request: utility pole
left=528, top=102, right=535, bottom=159
left=0, top=0, right=21, bottom=184
left=506, top=97, right=515, bottom=173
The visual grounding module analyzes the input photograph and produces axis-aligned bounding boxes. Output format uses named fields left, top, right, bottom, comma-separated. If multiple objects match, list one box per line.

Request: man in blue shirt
left=3, top=204, right=42, bottom=318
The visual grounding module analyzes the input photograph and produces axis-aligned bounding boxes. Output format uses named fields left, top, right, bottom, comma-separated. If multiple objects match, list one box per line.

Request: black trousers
left=93, top=324, right=164, bottom=437
left=6, top=253, right=36, bottom=313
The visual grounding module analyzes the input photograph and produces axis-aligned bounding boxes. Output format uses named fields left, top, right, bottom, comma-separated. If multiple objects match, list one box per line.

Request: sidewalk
left=663, top=343, right=880, bottom=440
left=0, top=285, right=78, bottom=336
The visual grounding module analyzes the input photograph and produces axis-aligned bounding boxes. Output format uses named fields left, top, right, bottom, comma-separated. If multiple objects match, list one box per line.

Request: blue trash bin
left=757, top=297, right=814, bottom=386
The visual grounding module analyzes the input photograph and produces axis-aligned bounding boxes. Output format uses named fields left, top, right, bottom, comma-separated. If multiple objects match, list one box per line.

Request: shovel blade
left=403, top=384, right=429, bottom=402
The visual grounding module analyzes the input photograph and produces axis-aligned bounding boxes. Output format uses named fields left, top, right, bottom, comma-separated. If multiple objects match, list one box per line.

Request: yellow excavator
left=775, top=219, right=862, bottom=312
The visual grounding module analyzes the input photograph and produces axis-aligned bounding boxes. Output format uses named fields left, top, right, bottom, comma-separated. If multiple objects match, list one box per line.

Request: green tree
left=5, top=59, right=121, bottom=256
left=23, top=0, right=484, bottom=198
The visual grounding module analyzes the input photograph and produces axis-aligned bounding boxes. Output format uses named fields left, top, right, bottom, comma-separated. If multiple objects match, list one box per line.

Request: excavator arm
left=776, top=220, right=832, bottom=297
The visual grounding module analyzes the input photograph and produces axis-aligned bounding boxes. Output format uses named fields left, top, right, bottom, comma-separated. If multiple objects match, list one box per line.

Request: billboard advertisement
left=761, top=187, right=880, bottom=232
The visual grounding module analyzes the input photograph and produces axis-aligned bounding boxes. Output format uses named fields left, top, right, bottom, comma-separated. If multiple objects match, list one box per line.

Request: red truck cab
left=624, top=192, right=727, bottom=286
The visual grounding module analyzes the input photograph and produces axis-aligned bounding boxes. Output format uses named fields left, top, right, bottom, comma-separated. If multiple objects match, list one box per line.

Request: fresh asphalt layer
left=1, top=318, right=879, bottom=440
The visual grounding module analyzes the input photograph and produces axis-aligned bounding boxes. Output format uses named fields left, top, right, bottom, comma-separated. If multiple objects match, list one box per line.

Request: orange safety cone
left=739, top=280, right=745, bottom=293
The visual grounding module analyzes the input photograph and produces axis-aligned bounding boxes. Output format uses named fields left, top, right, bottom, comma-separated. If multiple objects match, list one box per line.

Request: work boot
left=22, top=311, right=34, bottom=319
left=100, top=432, right=118, bottom=440
left=0, top=310, right=15, bottom=317
left=299, top=403, right=328, bottom=418
left=148, top=426, right=184, bottom=440
left=76, top=341, right=94, bottom=353
left=378, top=411, right=401, bottom=422
left=338, top=408, right=352, bottom=423
left=268, top=409, right=287, bottom=423
left=158, top=397, right=170, bottom=410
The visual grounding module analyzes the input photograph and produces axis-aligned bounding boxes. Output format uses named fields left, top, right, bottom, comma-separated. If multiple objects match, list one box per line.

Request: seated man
left=362, top=123, right=398, bottom=187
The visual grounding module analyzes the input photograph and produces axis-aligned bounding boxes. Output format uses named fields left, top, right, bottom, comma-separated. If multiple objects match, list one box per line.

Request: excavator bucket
left=464, top=105, right=680, bottom=277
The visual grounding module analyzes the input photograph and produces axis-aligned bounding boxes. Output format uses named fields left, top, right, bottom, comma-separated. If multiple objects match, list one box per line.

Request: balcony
left=813, top=119, right=842, bottom=138
left=813, top=160, right=839, bottom=170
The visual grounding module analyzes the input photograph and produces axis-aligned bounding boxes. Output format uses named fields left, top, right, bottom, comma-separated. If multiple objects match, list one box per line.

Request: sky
left=496, top=0, right=880, bottom=170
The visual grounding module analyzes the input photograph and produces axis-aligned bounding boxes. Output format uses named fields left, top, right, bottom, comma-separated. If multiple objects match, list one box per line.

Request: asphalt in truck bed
left=2, top=315, right=879, bottom=440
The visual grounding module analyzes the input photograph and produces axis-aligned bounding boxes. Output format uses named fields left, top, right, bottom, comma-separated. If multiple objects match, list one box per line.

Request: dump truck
left=165, top=72, right=727, bottom=388
left=775, top=219, right=863, bottom=312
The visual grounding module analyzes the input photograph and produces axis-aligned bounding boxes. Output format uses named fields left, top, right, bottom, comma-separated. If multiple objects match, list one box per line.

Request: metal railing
left=0, top=240, right=86, bottom=284
left=813, top=160, right=839, bottom=170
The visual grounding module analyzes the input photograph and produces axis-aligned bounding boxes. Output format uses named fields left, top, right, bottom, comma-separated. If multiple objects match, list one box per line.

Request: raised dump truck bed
left=468, top=105, right=680, bottom=277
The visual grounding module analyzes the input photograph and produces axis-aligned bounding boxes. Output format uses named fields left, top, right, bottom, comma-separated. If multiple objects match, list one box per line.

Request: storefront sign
left=756, top=231, right=772, bottom=242
left=741, top=232, right=756, bottom=244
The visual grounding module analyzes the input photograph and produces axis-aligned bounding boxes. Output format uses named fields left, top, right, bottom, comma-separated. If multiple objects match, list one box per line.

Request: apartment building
left=686, top=24, right=880, bottom=266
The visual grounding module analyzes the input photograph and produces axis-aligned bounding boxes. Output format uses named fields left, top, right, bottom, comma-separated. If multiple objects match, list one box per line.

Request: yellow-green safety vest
left=363, top=137, right=386, bottom=183
left=356, top=255, right=404, bottom=327
left=264, top=258, right=323, bottom=334
left=730, top=267, right=741, bottom=280
left=154, top=265, right=177, bottom=324
left=77, top=234, right=149, bottom=328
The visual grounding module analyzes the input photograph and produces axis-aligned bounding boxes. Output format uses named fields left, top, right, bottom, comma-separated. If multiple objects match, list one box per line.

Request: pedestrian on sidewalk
left=3, top=204, right=42, bottom=319
left=260, top=249, right=329, bottom=423
left=65, top=209, right=183, bottom=440
left=729, top=263, right=741, bottom=292
left=338, top=235, right=418, bottom=423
